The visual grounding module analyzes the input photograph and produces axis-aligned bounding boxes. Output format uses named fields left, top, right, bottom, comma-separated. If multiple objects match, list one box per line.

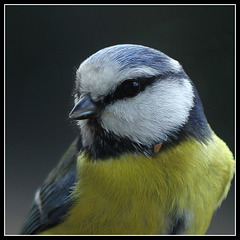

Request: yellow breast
left=41, top=132, right=234, bottom=235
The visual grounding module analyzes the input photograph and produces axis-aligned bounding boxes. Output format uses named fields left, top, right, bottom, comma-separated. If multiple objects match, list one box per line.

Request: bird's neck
left=79, top=84, right=212, bottom=160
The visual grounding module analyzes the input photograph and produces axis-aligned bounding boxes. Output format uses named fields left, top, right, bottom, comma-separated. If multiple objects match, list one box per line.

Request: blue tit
left=20, top=44, right=234, bottom=235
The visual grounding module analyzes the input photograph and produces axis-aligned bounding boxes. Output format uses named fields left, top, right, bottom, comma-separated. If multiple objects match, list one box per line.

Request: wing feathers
left=20, top=138, right=80, bottom=234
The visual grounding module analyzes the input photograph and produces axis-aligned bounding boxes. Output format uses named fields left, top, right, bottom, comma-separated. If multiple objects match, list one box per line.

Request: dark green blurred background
left=5, top=5, right=235, bottom=235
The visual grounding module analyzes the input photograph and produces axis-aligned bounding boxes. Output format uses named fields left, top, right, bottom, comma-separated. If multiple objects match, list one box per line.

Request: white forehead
left=76, top=44, right=182, bottom=100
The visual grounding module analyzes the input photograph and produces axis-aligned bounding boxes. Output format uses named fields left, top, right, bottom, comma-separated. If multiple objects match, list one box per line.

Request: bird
left=20, top=44, right=234, bottom=235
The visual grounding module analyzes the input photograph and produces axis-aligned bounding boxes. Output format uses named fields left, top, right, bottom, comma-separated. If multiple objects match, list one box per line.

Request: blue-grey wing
left=20, top=137, right=82, bottom=234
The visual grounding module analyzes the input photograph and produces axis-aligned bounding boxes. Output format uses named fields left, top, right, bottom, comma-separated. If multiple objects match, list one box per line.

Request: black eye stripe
left=99, top=75, right=161, bottom=106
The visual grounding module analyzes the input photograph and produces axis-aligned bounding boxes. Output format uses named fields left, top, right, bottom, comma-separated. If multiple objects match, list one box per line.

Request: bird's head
left=70, top=44, right=198, bottom=159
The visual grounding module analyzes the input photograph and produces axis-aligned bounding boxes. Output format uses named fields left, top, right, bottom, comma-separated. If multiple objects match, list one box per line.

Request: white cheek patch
left=100, top=78, right=194, bottom=145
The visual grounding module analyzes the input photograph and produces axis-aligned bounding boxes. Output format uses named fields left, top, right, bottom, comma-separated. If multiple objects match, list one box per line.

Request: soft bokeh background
left=5, top=5, right=235, bottom=235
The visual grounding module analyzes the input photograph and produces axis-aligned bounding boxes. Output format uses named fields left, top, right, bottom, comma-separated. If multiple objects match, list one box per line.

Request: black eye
left=120, top=80, right=141, bottom=98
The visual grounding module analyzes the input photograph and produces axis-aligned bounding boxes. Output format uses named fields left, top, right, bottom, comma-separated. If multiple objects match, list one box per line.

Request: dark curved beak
left=69, top=94, right=98, bottom=120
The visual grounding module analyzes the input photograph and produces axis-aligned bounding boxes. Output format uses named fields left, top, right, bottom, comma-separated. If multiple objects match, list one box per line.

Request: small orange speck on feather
left=154, top=143, right=163, bottom=153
